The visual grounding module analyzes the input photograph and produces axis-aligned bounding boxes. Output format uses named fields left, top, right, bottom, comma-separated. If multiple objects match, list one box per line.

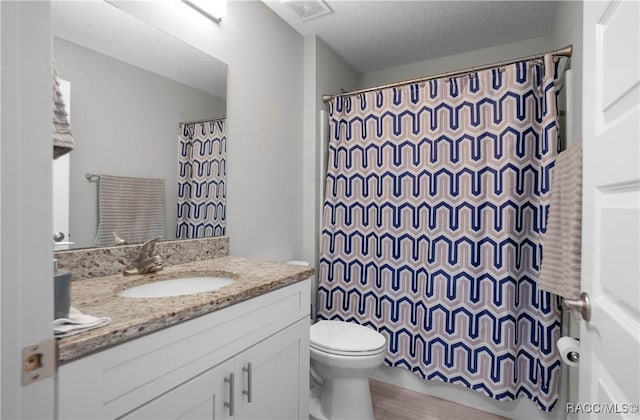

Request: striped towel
left=53, top=66, right=74, bottom=159
left=539, top=143, right=583, bottom=299
left=94, top=175, right=166, bottom=247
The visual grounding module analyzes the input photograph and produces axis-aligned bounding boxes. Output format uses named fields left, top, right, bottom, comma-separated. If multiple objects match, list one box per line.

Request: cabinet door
left=235, top=319, right=309, bottom=420
left=122, top=359, right=234, bottom=420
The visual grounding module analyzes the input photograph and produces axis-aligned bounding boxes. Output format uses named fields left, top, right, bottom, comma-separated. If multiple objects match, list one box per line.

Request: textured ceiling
left=265, top=1, right=560, bottom=73
left=52, top=1, right=227, bottom=99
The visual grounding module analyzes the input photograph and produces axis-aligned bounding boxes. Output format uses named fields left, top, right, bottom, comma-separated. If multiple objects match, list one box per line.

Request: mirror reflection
left=52, top=1, right=228, bottom=250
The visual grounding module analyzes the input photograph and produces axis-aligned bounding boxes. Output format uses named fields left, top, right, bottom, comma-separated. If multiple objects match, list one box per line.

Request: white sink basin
left=120, top=276, right=234, bottom=298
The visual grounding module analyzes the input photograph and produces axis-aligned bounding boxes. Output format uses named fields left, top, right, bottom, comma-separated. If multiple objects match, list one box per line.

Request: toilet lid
left=310, top=320, right=386, bottom=355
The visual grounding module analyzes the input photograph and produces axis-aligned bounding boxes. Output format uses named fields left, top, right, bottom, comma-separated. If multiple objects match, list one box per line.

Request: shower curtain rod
left=180, top=115, right=226, bottom=126
left=322, top=44, right=573, bottom=103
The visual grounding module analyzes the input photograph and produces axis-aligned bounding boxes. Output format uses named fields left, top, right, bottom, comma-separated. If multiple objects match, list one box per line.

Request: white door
left=0, top=1, right=56, bottom=419
left=235, top=319, right=309, bottom=420
left=580, top=0, right=640, bottom=418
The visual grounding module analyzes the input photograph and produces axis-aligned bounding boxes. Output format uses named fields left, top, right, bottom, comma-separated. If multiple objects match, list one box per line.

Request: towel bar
left=85, top=172, right=99, bottom=182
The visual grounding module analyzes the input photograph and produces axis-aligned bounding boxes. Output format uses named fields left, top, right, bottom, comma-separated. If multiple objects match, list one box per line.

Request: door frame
left=1, top=1, right=56, bottom=418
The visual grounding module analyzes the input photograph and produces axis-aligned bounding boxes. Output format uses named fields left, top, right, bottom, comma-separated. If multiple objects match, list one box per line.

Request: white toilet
left=309, top=320, right=386, bottom=420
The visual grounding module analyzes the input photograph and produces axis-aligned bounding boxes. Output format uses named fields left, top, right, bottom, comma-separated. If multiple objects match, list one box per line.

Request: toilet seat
left=310, top=320, right=386, bottom=356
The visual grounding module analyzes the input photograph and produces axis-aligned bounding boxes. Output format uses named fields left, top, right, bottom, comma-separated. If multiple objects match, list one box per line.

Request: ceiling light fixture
left=183, top=0, right=227, bottom=23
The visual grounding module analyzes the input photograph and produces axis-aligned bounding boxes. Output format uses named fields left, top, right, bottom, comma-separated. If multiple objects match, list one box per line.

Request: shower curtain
left=176, top=119, right=226, bottom=239
left=317, top=55, right=561, bottom=411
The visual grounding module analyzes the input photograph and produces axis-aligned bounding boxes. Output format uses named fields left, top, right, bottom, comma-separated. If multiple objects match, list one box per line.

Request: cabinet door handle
left=224, top=372, right=235, bottom=416
left=242, top=362, right=253, bottom=403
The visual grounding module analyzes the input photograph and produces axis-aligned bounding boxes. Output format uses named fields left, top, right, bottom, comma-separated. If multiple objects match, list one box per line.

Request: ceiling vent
left=282, top=0, right=333, bottom=22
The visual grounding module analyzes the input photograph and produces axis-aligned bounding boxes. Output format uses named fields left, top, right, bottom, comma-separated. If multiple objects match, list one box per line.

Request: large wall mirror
left=52, top=1, right=228, bottom=250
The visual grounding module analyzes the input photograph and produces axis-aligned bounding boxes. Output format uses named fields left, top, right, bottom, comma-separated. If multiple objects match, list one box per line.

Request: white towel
left=539, top=143, right=583, bottom=299
left=94, top=175, right=166, bottom=247
left=54, top=307, right=111, bottom=338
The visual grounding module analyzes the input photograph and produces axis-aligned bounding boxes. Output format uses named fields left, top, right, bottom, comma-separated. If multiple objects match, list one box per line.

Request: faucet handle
left=123, top=237, right=165, bottom=276
left=140, top=236, right=163, bottom=259
left=142, top=236, right=162, bottom=248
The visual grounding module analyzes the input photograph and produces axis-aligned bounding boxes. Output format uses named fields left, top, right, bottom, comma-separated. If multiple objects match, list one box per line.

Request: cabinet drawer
left=58, top=280, right=310, bottom=419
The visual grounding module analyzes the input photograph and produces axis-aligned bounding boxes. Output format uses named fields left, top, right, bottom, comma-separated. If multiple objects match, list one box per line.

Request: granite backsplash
left=54, top=236, right=229, bottom=282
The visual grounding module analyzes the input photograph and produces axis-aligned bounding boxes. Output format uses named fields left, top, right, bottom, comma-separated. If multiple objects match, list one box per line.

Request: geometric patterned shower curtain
left=176, top=119, right=226, bottom=239
left=317, top=54, right=562, bottom=411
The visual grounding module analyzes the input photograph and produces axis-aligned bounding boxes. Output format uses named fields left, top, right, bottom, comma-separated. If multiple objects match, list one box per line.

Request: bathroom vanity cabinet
left=57, top=280, right=310, bottom=420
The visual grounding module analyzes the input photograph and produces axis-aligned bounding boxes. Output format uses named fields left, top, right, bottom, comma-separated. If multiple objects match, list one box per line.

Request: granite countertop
left=57, top=256, right=314, bottom=363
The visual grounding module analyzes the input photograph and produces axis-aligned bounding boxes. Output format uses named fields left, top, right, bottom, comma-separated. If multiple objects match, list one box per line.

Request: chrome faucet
left=124, top=237, right=164, bottom=276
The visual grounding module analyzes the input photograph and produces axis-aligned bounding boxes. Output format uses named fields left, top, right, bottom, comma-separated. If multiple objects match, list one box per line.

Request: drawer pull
left=224, top=372, right=234, bottom=415
left=242, top=363, right=253, bottom=403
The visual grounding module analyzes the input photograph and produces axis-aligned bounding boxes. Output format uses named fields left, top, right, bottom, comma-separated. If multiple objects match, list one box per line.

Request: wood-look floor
left=370, top=378, right=510, bottom=420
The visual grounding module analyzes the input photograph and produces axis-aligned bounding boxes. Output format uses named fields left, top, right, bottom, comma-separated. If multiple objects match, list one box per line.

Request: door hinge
left=22, top=338, right=57, bottom=385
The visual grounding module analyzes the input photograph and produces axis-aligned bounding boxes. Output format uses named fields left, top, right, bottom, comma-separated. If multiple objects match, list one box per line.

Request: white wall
left=111, top=0, right=304, bottom=260
left=302, top=35, right=359, bottom=315
left=548, top=2, right=584, bottom=416
left=550, top=0, right=583, bottom=149
left=360, top=35, right=552, bottom=89
left=54, top=37, right=226, bottom=248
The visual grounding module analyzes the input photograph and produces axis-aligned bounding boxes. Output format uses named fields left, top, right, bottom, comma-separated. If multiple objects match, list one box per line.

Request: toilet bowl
left=309, top=320, right=386, bottom=420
